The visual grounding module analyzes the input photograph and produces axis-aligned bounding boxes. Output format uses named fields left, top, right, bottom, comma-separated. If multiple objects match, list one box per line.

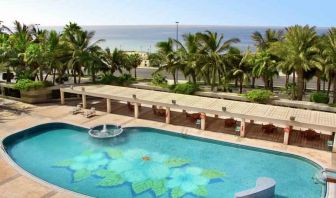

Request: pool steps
left=235, top=177, right=276, bottom=198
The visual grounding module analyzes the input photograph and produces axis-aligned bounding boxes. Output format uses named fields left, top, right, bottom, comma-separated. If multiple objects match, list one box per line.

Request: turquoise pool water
left=3, top=123, right=324, bottom=198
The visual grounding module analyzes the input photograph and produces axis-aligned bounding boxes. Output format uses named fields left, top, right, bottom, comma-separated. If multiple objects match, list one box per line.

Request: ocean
left=48, top=25, right=329, bottom=52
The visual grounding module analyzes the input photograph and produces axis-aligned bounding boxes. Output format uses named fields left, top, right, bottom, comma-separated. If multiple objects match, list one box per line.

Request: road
left=134, top=67, right=321, bottom=90
left=0, top=68, right=325, bottom=90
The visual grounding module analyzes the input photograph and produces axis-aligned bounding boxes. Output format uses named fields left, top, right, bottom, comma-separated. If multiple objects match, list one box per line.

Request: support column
left=82, top=94, right=87, bottom=109
left=333, top=133, right=336, bottom=152
left=106, top=98, right=111, bottom=113
left=165, top=107, right=171, bottom=124
left=283, top=126, right=292, bottom=145
left=200, top=113, right=206, bottom=130
left=134, top=103, right=139, bottom=119
left=60, top=91, right=65, bottom=105
left=240, top=118, right=246, bottom=137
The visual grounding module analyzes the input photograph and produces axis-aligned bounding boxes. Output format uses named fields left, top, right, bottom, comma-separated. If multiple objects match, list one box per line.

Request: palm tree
left=101, top=48, right=126, bottom=75
left=126, top=53, right=142, bottom=78
left=228, top=48, right=252, bottom=93
left=250, top=51, right=278, bottom=91
left=197, top=31, right=240, bottom=90
left=252, top=29, right=283, bottom=51
left=272, top=25, right=320, bottom=100
left=156, top=38, right=180, bottom=84
left=174, top=33, right=200, bottom=84
left=63, top=29, right=103, bottom=83
left=322, top=28, right=336, bottom=103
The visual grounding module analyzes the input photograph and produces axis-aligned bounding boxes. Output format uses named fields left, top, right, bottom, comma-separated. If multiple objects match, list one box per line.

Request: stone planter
left=20, top=88, right=52, bottom=104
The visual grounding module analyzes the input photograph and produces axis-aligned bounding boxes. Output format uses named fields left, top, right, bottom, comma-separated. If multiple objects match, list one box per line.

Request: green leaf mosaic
left=53, top=148, right=224, bottom=198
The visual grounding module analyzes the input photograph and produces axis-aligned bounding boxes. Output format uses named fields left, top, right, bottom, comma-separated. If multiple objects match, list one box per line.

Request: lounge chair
left=186, top=112, right=201, bottom=121
left=224, top=118, right=236, bottom=128
left=71, top=105, right=82, bottom=115
left=152, top=105, right=165, bottom=117
left=127, top=102, right=141, bottom=112
left=84, top=107, right=96, bottom=118
left=262, top=124, right=276, bottom=134
left=304, top=129, right=320, bottom=140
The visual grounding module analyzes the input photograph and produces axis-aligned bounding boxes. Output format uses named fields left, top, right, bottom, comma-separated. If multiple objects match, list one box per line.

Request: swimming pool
left=2, top=123, right=325, bottom=198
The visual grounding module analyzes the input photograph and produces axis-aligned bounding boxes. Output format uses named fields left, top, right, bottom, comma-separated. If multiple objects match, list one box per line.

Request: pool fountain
left=88, top=124, right=123, bottom=138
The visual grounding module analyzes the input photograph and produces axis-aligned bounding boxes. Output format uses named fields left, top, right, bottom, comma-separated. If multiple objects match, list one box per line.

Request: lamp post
left=175, top=21, right=179, bottom=83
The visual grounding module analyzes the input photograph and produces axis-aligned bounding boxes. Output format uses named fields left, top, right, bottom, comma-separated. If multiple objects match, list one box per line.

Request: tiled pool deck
left=1, top=99, right=336, bottom=197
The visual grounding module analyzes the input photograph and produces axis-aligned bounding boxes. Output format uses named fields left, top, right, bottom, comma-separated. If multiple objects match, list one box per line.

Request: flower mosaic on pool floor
left=54, top=148, right=224, bottom=198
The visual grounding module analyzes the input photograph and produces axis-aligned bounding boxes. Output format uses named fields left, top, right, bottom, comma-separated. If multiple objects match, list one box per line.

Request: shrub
left=170, top=82, right=199, bottom=95
left=99, top=73, right=134, bottom=86
left=310, top=92, right=329, bottom=104
left=13, top=79, right=49, bottom=91
left=245, top=89, right=273, bottom=104
left=151, top=73, right=167, bottom=86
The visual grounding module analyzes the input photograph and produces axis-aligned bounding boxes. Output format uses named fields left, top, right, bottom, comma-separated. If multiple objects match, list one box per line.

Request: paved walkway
left=0, top=99, right=336, bottom=197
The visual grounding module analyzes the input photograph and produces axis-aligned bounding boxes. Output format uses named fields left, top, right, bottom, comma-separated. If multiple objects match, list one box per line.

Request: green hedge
left=310, top=92, right=329, bottom=104
left=13, top=79, right=50, bottom=91
left=169, top=82, right=199, bottom=95
left=151, top=73, right=167, bottom=86
left=99, top=74, right=134, bottom=86
left=245, top=89, right=273, bottom=104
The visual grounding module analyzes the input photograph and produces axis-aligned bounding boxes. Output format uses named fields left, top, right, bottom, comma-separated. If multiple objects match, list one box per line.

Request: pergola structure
left=60, top=85, right=336, bottom=151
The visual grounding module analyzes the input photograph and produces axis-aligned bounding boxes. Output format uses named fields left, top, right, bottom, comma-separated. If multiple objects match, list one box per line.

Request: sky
left=0, top=0, right=335, bottom=27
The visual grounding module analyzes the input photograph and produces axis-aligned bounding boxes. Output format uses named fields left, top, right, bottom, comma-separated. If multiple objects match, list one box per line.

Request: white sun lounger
left=71, top=105, right=82, bottom=115
left=84, top=107, right=96, bottom=118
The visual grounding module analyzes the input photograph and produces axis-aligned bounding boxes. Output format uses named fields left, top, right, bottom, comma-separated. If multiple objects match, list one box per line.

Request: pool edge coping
left=0, top=121, right=333, bottom=198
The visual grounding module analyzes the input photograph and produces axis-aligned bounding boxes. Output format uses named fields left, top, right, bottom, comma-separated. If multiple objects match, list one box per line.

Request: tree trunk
left=327, top=80, right=332, bottom=96
left=292, top=72, right=296, bottom=84
left=191, top=73, right=197, bottom=85
left=239, top=77, right=243, bottom=94
left=323, top=80, right=326, bottom=91
left=251, top=77, right=255, bottom=88
left=262, top=76, right=268, bottom=90
left=172, top=71, right=176, bottom=85
left=73, top=70, right=77, bottom=84
left=316, top=73, right=321, bottom=92
left=270, top=78, right=274, bottom=92
left=285, top=74, right=289, bottom=88
left=6, top=68, right=11, bottom=83
left=92, top=71, right=96, bottom=83
left=52, top=69, right=56, bottom=85
left=134, top=68, right=137, bottom=79
left=297, top=69, right=304, bottom=101
left=39, top=70, right=43, bottom=82
left=333, top=77, right=336, bottom=103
